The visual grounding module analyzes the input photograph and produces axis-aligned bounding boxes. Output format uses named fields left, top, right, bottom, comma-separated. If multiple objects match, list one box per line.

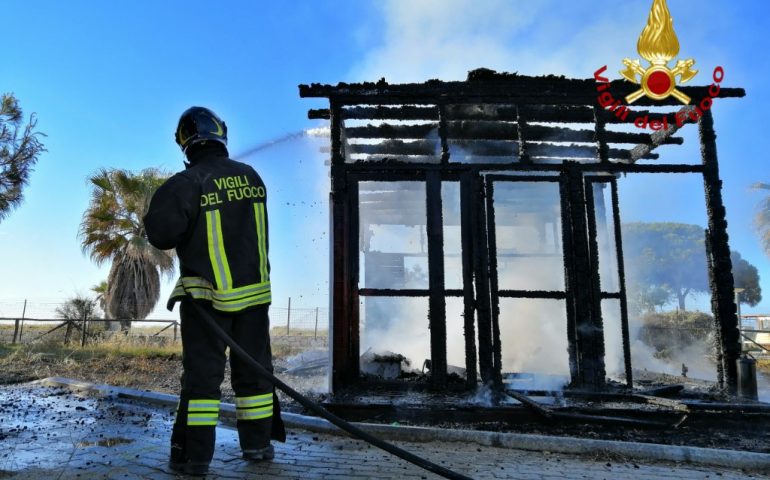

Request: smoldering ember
left=296, top=67, right=770, bottom=448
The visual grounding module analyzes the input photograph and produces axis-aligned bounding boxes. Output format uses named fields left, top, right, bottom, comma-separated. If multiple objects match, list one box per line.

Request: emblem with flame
left=620, top=0, right=698, bottom=104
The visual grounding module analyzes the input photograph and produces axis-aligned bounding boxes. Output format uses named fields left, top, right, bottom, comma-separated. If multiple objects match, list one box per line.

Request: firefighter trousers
left=170, top=299, right=286, bottom=465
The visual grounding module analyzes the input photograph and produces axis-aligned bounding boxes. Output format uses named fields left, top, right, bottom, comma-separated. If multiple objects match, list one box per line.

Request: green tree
left=623, top=222, right=762, bottom=312
left=627, top=282, right=671, bottom=314
left=79, top=168, right=174, bottom=330
left=622, top=222, right=708, bottom=311
left=55, top=294, right=100, bottom=344
left=731, top=250, right=762, bottom=307
left=0, top=93, right=46, bottom=222
left=56, top=295, right=100, bottom=321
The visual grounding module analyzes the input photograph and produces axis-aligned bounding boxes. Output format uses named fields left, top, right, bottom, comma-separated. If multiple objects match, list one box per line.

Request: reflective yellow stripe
left=189, top=399, right=220, bottom=406
left=213, top=293, right=272, bottom=312
left=205, top=210, right=232, bottom=290
left=168, top=276, right=271, bottom=312
left=187, top=399, right=219, bottom=426
left=178, top=284, right=271, bottom=305
left=178, top=277, right=270, bottom=296
left=236, top=406, right=273, bottom=421
left=187, top=413, right=218, bottom=426
left=178, top=290, right=271, bottom=312
left=254, top=202, right=269, bottom=282
left=188, top=399, right=220, bottom=412
left=235, top=393, right=272, bottom=408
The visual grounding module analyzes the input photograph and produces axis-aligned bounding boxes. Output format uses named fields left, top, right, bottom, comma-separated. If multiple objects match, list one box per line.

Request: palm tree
left=79, top=168, right=174, bottom=331
left=754, top=182, right=770, bottom=259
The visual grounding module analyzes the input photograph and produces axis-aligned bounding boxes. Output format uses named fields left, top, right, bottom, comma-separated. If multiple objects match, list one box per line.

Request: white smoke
left=350, top=0, right=645, bottom=83
left=305, top=126, right=330, bottom=138
left=351, top=0, right=541, bottom=82
left=360, top=297, right=431, bottom=372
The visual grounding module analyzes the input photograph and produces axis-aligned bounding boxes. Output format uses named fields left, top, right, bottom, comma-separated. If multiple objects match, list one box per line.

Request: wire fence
left=0, top=299, right=329, bottom=346
left=3, top=300, right=767, bottom=360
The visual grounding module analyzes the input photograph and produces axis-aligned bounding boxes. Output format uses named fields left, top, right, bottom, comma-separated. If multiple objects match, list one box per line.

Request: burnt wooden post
left=611, top=179, right=633, bottom=387
left=437, top=103, right=450, bottom=163
left=515, top=106, right=531, bottom=164
left=472, top=175, right=495, bottom=384
left=426, top=170, right=447, bottom=386
left=699, top=110, right=739, bottom=393
left=593, top=107, right=610, bottom=164
left=348, top=180, right=360, bottom=383
left=329, top=101, right=359, bottom=391
left=560, top=170, right=579, bottom=384
left=561, top=162, right=606, bottom=390
left=460, top=172, right=478, bottom=387
left=704, top=233, right=725, bottom=387
left=484, top=180, right=503, bottom=388
left=582, top=177, right=608, bottom=390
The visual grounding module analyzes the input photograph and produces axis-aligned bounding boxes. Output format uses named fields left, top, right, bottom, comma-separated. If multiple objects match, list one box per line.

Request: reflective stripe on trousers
left=235, top=393, right=273, bottom=421
left=185, top=398, right=220, bottom=426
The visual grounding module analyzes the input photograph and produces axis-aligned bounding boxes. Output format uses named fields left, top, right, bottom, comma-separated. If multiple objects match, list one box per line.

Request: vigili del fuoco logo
left=593, top=0, right=724, bottom=131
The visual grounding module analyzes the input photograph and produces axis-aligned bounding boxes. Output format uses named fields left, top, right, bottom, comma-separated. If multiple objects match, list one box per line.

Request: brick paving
left=1, top=385, right=767, bottom=479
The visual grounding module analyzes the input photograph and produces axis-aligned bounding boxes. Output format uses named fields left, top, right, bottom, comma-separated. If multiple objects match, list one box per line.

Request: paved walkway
left=0, top=384, right=767, bottom=479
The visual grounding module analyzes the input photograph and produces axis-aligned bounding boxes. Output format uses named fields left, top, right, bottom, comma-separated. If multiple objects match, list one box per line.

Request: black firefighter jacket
left=144, top=148, right=271, bottom=313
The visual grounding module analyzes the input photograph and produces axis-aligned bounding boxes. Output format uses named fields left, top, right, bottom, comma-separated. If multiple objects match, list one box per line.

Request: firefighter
left=144, top=106, right=285, bottom=476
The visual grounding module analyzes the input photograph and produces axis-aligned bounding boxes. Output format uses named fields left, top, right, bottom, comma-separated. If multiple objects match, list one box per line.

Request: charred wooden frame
left=300, top=70, right=745, bottom=394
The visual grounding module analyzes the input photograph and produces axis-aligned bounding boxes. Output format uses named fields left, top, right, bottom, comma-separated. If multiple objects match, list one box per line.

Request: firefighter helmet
left=175, top=106, right=228, bottom=152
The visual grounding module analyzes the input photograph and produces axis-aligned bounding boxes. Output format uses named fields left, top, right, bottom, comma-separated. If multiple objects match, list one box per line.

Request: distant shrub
left=637, top=310, right=716, bottom=360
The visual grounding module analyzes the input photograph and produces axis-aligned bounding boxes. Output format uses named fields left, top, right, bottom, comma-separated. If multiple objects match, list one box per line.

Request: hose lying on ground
left=185, top=298, right=474, bottom=480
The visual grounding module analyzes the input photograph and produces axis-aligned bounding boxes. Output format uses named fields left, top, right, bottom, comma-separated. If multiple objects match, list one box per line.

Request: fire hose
left=184, top=297, right=474, bottom=480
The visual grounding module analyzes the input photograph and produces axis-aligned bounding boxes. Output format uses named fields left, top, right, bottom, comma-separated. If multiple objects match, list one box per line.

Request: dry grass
left=270, top=340, right=309, bottom=358
left=0, top=328, right=327, bottom=394
left=0, top=338, right=182, bottom=393
left=758, top=358, right=770, bottom=375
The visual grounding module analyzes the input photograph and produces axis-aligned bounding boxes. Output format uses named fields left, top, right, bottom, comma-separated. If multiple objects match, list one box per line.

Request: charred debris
left=299, top=69, right=765, bottom=429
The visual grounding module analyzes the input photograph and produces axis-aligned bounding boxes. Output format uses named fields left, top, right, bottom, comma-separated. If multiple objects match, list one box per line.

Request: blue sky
left=1, top=0, right=769, bottom=319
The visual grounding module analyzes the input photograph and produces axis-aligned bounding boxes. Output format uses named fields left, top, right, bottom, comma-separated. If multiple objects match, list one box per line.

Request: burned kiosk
left=300, top=69, right=745, bottom=397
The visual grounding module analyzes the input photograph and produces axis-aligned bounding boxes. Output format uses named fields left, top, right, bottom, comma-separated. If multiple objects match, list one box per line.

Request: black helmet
left=175, top=106, right=228, bottom=152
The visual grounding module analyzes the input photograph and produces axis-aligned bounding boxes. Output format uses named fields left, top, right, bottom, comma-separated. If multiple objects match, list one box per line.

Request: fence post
left=173, top=321, right=178, bottom=342
left=12, top=318, right=19, bottom=344
left=81, top=311, right=88, bottom=347
left=286, top=297, right=291, bottom=335
left=314, top=307, right=319, bottom=339
left=19, top=299, right=27, bottom=341
left=64, top=320, right=73, bottom=344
